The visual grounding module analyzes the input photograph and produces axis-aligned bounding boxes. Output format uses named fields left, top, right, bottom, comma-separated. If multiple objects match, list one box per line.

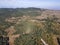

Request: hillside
left=0, top=8, right=60, bottom=45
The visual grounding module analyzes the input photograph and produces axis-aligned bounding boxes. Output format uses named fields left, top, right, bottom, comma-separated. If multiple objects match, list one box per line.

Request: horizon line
left=0, top=7, right=60, bottom=10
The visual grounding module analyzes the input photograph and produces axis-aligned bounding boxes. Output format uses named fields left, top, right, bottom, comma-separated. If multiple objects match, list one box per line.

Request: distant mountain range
left=0, top=8, right=60, bottom=22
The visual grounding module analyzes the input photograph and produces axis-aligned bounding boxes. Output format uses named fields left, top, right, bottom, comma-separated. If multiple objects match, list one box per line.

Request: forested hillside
left=0, top=8, right=60, bottom=45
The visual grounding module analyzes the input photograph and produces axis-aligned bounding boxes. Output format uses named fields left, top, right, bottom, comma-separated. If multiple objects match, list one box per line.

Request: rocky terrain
left=0, top=8, right=60, bottom=45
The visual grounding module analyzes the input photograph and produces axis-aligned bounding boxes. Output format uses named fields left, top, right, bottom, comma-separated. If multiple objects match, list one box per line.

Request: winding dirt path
left=5, top=26, right=20, bottom=45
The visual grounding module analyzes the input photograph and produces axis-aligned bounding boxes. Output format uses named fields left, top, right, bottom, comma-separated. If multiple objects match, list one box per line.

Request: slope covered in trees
left=0, top=8, right=60, bottom=45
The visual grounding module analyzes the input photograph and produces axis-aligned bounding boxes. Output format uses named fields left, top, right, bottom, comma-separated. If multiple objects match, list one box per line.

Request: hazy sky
left=0, top=0, right=60, bottom=10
